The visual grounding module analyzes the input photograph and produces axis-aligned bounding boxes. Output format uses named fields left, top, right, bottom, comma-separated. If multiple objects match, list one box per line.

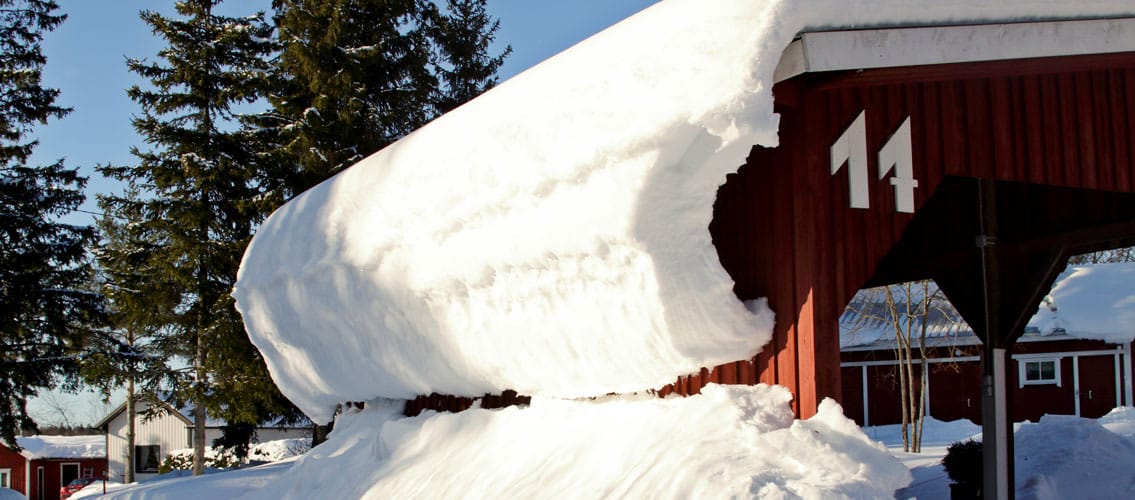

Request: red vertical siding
left=677, top=51, right=1135, bottom=419
left=0, top=446, right=26, bottom=494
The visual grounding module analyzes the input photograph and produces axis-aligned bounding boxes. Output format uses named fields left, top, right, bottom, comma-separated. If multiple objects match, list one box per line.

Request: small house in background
left=0, top=435, right=106, bottom=500
left=95, top=397, right=310, bottom=483
left=840, top=262, right=1135, bottom=427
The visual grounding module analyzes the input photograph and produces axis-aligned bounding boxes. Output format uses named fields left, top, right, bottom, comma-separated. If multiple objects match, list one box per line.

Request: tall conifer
left=86, top=188, right=177, bottom=482
left=99, top=0, right=283, bottom=475
left=267, top=0, right=436, bottom=196
left=262, top=0, right=507, bottom=200
left=428, top=0, right=509, bottom=114
left=0, top=0, right=100, bottom=448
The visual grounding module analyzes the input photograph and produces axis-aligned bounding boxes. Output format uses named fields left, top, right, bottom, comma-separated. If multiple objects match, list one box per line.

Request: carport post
left=978, top=178, right=1012, bottom=499
left=982, top=346, right=1011, bottom=499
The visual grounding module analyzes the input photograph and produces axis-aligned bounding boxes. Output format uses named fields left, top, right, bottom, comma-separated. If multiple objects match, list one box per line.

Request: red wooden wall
left=0, top=445, right=27, bottom=494
left=840, top=338, right=1128, bottom=426
left=31, top=457, right=107, bottom=500
left=662, top=51, right=1135, bottom=418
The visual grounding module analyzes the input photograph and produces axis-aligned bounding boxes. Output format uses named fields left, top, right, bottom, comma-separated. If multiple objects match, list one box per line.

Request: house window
left=135, top=445, right=161, bottom=473
left=0, top=468, right=10, bottom=488
left=1020, top=359, right=1060, bottom=386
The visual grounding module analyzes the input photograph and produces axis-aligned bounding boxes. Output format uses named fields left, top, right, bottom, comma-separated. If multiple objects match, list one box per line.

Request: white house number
left=829, top=111, right=918, bottom=213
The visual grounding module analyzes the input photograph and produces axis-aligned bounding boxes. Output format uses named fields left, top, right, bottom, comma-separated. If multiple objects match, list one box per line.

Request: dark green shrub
left=942, top=439, right=983, bottom=499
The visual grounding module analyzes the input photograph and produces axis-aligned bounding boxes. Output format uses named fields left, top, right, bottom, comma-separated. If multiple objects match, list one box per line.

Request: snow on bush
left=160, top=438, right=310, bottom=473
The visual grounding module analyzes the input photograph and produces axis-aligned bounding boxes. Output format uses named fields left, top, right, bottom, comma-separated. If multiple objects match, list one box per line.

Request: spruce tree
left=99, top=0, right=284, bottom=475
left=84, top=188, right=177, bottom=482
left=427, top=0, right=510, bottom=114
left=0, top=0, right=100, bottom=449
left=263, top=0, right=506, bottom=199
left=266, top=0, right=438, bottom=197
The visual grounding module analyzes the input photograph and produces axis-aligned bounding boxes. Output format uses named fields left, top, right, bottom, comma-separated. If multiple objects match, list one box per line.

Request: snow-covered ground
left=91, top=387, right=909, bottom=499
left=873, top=407, right=1135, bottom=500
left=81, top=400, right=1135, bottom=499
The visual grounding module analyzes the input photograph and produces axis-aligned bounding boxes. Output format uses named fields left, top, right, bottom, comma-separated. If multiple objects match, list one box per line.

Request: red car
left=60, top=477, right=97, bottom=500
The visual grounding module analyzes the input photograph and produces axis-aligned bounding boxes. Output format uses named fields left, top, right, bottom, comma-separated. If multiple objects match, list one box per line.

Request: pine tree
left=262, top=0, right=506, bottom=199
left=99, top=0, right=285, bottom=476
left=0, top=0, right=101, bottom=449
left=265, top=0, right=438, bottom=197
left=84, top=187, right=176, bottom=482
left=427, top=0, right=509, bottom=114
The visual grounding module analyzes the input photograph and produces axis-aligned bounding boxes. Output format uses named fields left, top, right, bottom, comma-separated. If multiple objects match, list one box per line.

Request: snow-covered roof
left=95, top=397, right=311, bottom=430
left=841, top=263, right=1135, bottom=349
left=14, top=435, right=104, bottom=460
left=233, top=0, right=1135, bottom=423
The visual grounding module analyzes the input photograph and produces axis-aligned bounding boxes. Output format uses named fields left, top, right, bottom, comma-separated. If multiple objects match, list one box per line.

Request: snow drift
left=224, top=386, right=906, bottom=500
left=234, top=0, right=1135, bottom=424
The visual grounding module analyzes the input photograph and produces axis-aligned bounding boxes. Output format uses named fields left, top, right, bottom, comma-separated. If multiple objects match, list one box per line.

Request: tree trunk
left=125, top=375, right=135, bottom=483
left=885, top=287, right=911, bottom=452
left=193, top=402, right=206, bottom=475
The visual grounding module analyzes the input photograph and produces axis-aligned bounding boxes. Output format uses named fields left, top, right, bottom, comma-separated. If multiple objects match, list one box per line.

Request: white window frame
left=1017, top=357, right=1061, bottom=387
left=0, top=467, right=10, bottom=488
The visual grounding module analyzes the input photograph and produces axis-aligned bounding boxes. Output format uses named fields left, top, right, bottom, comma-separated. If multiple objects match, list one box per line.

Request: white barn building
left=96, top=398, right=310, bottom=482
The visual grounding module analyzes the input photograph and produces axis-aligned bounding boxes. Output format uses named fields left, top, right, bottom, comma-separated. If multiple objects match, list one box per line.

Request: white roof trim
left=774, top=17, right=1135, bottom=83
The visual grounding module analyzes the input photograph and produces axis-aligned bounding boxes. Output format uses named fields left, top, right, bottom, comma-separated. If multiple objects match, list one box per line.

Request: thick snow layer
left=841, top=263, right=1135, bottom=348
left=1030, top=263, right=1135, bottom=344
left=15, top=434, right=104, bottom=459
left=871, top=408, right=1135, bottom=499
left=234, top=0, right=1135, bottom=422
left=99, top=385, right=911, bottom=499
left=1014, top=412, right=1135, bottom=499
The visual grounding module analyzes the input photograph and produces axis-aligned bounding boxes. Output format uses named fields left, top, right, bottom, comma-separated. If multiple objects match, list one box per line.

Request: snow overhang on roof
left=775, top=17, right=1135, bottom=83
left=16, top=435, right=105, bottom=460
left=234, top=0, right=1135, bottom=424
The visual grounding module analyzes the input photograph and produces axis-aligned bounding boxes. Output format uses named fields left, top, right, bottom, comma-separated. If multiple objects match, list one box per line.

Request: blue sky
left=26, top=0, right=658, bottom=425
left=30, top=0, right=658, bottom=224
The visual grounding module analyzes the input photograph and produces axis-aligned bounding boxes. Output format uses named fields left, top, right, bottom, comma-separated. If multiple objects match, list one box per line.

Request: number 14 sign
left=830, top=111, right=918, bottom=213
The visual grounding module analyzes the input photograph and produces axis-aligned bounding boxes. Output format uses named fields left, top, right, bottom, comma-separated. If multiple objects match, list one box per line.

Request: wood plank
left=990, top=77, right=1015, bottom=180
left=1075, top=72, right=1099, bottom=189
left=1041, top=74, right=1064, bottom=185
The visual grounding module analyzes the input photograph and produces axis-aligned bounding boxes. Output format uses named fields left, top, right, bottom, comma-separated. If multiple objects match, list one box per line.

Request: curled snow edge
left=237, top=385, right=911, bottom=500
left=233, top=0, right=1135, bottom=423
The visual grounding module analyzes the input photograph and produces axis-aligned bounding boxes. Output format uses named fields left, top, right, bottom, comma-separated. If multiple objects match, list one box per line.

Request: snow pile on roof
left=839, top=281, right=968, bottom=348
left=1030, top=262, right=1135, bottom=344
left=16, top=435, right=104, bottom=460
left=841, top=262, right=1135, bottom=349
left=1014, top=412, right=1135, bottom=498
left=98, top=386, right=911, bottom=499
left=233, top=0, right=1135, bottom=423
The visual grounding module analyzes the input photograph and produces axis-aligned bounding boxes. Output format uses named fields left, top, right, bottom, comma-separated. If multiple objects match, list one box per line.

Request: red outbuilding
left=0, top=435, right=106, bottom=500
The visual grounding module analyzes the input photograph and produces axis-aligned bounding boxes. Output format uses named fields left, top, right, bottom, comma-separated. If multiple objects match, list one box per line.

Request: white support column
left=1125, top=342, right=1134, bottom=407
left=983, top=347, right=1011, bottom=500
left=1116, top=353, right=1123, bottom=408
left=861, top=365, right=870, bottom=426
left=1073, top=355, right=1081, bottom=417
